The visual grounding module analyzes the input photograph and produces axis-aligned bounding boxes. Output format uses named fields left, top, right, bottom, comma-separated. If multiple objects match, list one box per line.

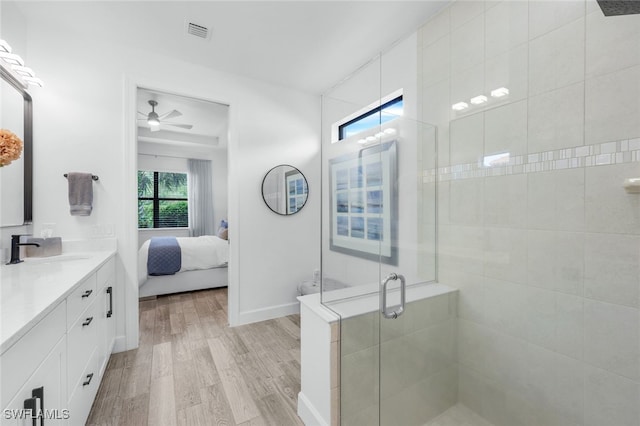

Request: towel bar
left=63, top=174, right=99, bottom=181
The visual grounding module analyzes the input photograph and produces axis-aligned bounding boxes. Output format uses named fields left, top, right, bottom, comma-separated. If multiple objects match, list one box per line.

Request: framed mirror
left=262, top=165, right=308, bottom=215
left=0, top=68, right=32, bottom=226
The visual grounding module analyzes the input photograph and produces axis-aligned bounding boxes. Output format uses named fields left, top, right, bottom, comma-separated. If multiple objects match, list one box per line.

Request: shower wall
left=420, top=1, right=640, bottom=425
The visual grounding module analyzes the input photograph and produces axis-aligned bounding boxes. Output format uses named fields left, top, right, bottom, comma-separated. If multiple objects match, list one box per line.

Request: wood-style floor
left=87, top=288, right=304, bottom=426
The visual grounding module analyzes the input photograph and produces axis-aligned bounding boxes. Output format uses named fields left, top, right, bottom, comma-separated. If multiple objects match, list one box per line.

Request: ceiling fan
left=137, top=100, right=193, bottom=132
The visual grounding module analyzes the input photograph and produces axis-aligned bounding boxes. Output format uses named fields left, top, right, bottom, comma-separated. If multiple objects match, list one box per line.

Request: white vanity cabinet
left=0, top=251, right=116, bottom=426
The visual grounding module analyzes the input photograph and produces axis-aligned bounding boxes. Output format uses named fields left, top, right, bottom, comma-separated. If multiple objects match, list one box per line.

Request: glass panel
left=158, top=172, right=188, bottom=198
left=138, top=200, right=153, bottom=228
left=158, top=200, right=188, bottom=228
left=137, top=170, right=154, bottom=197
left=321, top=46, right=440, bottom=426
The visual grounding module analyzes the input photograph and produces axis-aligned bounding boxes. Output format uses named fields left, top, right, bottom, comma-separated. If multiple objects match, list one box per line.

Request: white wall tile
left=450, top=0, right=485, bottom=30
left=451, top=14, right=485, bottom=76
left=422, top=35, right=450, bottom=87
left=585, top=163, right=640, bottom=234
left=458, top=319, right=489, bottom=372
left=584, top=233, right=640, bottom=308
left=529, top=17, right=585, bottom=96
left=527, top=168, right=585, bottom=232
left=450, top=112, right=484, bottom=165
left=485, top=0, right=528, bottom=59
left=484, top=277, right=529, bottom=337
left=584, top=366, right=640, bottom=426
left=585, top=65, right=640, bottom=145
left=485, top=44, right=529, bottom=103
left=451, top=63, right=485, bottom=120
left=484, top=227, right=527, bottom=284
left=439, top=225, right=485, bottom=275
left=586, top=9, right=640, bottom=78
left=555, top=293, right=584, bottom=360
left=484, top=100, right=527, bottom=157
left=422, top=80, right=451, bottom=167
left=450, top=177, right=484, bottom=225
left=526, top=346, right=585, bottom=425
left=440, top=268, right=485, bottom=323
left=421, top=8, right=450, bottom=48
left=528, top=81, right=585, bottom=152
left=584, top=299, right=640, bottom=381
left=483, top=173, right=527, bottom=228
left=527, top=230, right=584, bottom=296
left=529, top=0, right=586, bottom=40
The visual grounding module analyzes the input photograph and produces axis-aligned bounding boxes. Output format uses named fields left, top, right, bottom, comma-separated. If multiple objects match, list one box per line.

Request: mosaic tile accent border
left=424, top=137, right=640, bottom=183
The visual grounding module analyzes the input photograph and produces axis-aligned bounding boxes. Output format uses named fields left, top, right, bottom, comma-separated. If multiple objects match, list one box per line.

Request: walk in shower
left=319, top=1, right=640, bottom=425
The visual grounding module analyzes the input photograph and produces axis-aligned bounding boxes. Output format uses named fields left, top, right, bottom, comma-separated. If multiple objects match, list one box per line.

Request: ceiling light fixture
left=0, top=39, right=43, bottom=88
left=0, top=39, right=11, bottom=53
left=0, top=51, right=24, bottom=66
left=11, top=65, right=35, bottom=77
left=452, top=102, right=469, bottom=111
left=470, top=95, right=488, bottom=105
left=491, top=87, right=509, bottom=98
left=147, top=100, right=160, bottom=126
left=22, top=77, right=44, bottom=87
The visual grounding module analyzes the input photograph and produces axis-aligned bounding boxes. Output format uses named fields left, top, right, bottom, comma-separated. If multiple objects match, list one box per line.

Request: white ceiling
left=137, top=88, right=229, bottom=153
left=15, top=1, right=450, bottom=94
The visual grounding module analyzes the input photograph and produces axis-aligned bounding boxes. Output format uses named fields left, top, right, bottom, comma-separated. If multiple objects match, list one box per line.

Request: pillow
left=217, top=228, right=228, bottom=240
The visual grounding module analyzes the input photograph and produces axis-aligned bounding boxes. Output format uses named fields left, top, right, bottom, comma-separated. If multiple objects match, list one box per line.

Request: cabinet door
left=97, top=282, right=116, bottom=378
left=1, top=337, right=67, bottom=426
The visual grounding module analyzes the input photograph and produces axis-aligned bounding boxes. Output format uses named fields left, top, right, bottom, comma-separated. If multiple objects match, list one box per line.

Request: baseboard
left=112, top=335, right=128, bottom=353
left=297, top=392, right=329, bottom=426
left=236, top=301, right=300, bottom=326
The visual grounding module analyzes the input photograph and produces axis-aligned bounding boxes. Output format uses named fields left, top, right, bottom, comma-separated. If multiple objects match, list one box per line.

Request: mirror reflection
left=0, top=70, right=32, bottom=227
left=262, top=165, right=308, bottom=215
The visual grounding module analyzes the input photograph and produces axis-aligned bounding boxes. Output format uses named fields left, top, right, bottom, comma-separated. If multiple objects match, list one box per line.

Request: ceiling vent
left=186, top=21, right=210, bottom=40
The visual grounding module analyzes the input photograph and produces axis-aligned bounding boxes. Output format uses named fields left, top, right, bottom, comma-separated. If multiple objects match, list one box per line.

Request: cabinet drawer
left=66, top=274, right=97, bottom=328
left=97, top=257, right=115, bottom=288
left=1, top=336, right=67, bottom=426
left=0, top=302, right=66, bottom=409
left=67, top=348, right=99, bottom=426
left=67, top=300, right=99, bottom=395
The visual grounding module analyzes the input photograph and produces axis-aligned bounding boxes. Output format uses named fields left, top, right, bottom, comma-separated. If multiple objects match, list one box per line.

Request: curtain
left=188, top=159, right=215, bottom=237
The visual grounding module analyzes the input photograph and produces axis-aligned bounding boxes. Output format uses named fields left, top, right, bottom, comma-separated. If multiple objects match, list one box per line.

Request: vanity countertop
left=0, top=249, right=116, bottom=355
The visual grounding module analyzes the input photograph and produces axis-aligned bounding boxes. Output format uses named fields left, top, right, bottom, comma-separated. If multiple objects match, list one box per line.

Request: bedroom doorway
left=135, top=87, right=230, bottom=299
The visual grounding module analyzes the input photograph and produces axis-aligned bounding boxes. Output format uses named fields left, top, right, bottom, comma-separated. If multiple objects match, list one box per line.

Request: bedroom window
left=138, top=171, right=189, bottom=228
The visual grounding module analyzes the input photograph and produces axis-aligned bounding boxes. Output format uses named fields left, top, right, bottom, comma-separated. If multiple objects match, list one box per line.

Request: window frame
left=138, top=171, right=189, bottom=229
left=337, top=95, right=403, bottom=141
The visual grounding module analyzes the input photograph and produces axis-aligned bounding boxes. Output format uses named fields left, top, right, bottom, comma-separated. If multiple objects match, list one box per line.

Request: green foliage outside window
left=138, top=171, right=188, bottom=228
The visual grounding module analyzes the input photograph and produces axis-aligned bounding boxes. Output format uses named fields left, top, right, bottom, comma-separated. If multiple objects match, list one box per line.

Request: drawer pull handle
left=82, top=317, right=94, bottom=327
left=106, top=286, right=113, bottom=318
left=32, top=387, right=44, bottom=426
left=24, top=396, right=37, bottom=426
left=82, top=289, right=93, bottom=298
left=82, top=373, right=94, bottom=386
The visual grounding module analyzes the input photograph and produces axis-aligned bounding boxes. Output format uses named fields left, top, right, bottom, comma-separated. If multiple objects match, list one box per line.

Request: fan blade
left=137, top=111, right=147, bottom=116
left=164, top=123, right=193, bottom=130
left=159, top=109, right=182, bottom=121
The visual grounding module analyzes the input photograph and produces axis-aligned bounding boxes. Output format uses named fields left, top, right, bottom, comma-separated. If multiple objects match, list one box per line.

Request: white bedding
left=138, top=235, right=229, bottom=286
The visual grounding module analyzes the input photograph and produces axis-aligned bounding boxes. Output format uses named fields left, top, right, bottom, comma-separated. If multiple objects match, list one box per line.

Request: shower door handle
left=380, top=273, right=406, bottom=319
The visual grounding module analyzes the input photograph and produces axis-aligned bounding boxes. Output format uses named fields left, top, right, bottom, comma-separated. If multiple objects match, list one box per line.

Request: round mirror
left=262, top=165, right=308, bottom=215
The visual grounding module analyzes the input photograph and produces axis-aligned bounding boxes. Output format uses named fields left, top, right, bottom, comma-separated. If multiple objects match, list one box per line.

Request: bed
left=138, top=235, right=229, bottom=298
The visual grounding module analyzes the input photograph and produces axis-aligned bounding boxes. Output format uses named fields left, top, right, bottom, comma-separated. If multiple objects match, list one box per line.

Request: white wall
left=420, top=1, right=640, bottom=425
left=17, top=10, right=320, bottom=348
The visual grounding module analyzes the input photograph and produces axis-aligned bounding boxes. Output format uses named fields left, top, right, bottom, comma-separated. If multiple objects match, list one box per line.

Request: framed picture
left=286, top=169, right=308, bottom=214
left=329, top=140, right=397, bottom=265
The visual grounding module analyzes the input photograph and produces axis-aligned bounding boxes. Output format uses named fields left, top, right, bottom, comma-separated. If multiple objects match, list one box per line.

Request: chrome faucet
left=7, top=235, right=40, bottom=265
